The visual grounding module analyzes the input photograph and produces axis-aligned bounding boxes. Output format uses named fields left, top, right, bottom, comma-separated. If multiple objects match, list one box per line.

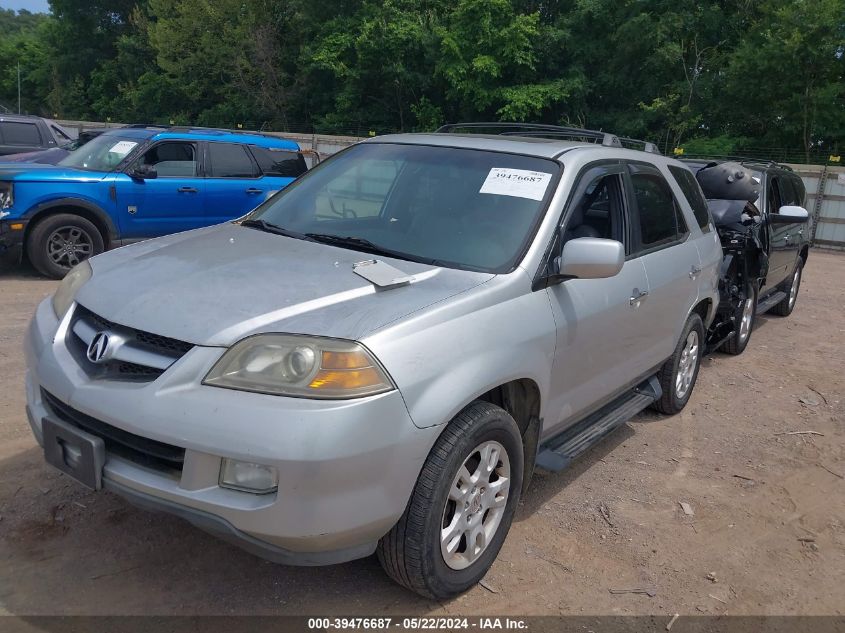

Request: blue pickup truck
left=0, top=126, right=306, bottom=278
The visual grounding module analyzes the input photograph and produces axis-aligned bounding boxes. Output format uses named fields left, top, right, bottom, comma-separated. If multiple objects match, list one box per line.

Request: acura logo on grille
left=86, top=332, right=111, bottom=363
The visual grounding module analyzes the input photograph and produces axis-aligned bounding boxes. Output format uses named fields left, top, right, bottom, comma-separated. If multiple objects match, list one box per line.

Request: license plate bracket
left=42, top=416, right=105, bottom=490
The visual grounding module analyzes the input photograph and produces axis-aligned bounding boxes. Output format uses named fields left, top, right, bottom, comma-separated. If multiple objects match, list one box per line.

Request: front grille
left=67, top=304, right=195, bottom=381
left=42, top=388, right=185, bottom=474
left=134, top=329, right=193, bottom=356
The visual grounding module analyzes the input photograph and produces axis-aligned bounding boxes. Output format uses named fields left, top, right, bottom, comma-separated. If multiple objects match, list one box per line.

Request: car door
left=544, top=162, right=652, bottom=436
left=114, top=140, right=206, bottom=239
left=625, top=162, right=702, bottom=372
left=203, top=141, right=269, bottom=223
left=763, top=174, right=796, bottom=287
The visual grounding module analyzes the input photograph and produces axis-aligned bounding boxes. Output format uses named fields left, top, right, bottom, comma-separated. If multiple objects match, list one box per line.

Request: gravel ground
left=0, top=251, right=843, bottom=617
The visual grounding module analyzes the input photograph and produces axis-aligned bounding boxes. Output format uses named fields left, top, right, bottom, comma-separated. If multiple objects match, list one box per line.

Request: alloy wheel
left=47, top=226, right=93, bottom=269
left=788, top=267, right=801, bottom=309
left=738, top=296, right=755, bottom=343
left=675, top=330, right=699, bottom=399
left=440, top=440, right=511, bottom=570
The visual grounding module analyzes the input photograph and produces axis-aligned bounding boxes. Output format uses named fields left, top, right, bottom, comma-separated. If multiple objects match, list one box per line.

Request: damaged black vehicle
left=682, top=160, right=811, bottom=355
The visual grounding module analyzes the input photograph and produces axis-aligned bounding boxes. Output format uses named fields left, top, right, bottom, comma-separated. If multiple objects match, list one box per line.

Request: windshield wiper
left=241, top=219, right=311, bottom=240
left=304, top=233, right=439, bottom=265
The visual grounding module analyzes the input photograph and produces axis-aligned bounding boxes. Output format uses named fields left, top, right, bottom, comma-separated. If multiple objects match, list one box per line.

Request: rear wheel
left=27, top=213, right=104, bottom=279
left=651, top=313, right=704, bottom=415
left=377, top=401, right=523, bottom=599
left=722, top=281, right=757, bottom=355
left=770, top=259, right=803, bottom=317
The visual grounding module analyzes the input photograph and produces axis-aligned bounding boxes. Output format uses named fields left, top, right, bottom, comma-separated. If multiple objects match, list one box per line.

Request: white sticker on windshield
left=479, top=168, right=553, bottom=201
left=108, top=140, right=138, bottom=156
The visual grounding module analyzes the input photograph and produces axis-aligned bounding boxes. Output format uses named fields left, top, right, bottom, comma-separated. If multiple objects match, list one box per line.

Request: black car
left=0, top=115, right=75, bottom=157
left=682, top=159, right=810, bottom=355
left=0, top=128, right=106, bottom=165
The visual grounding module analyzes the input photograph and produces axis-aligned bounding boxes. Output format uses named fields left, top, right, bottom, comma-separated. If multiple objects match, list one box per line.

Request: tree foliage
left=0, top=0, right=842, bottom=159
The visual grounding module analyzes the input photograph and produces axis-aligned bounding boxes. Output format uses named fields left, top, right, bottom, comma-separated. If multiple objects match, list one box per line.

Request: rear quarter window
left=251, top=146, right=308, bottom=178
left=0, top=121, right=42, bottom=146
left=668, top=165, right=712, bottom=232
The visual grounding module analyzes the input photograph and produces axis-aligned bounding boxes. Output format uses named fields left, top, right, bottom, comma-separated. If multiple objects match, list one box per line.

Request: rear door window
left=207, top=142, right=258, bottom=178
left=0, top=121, right=42, bottom=146
left=250, top=146, right=307, bottom=178
left=629, top=167, right=687, bottom=252
left=668, top=165, right=712, bottom=232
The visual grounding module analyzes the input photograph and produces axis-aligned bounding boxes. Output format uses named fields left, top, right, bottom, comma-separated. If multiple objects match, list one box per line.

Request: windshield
left=247, top=143, right=560, bottom=272
left=58, top=135, right=142, bottom=171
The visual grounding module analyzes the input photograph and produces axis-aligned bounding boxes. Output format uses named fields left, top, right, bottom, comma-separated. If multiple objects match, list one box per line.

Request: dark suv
left=0, top=115, right=75, bottom=156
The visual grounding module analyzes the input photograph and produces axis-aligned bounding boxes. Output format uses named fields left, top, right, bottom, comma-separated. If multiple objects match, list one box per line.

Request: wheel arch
left=449, top=378, right=542, bottom=496
left=23, top=198, right=117, bottom=250
left=688, top=297, right=713, bottom=330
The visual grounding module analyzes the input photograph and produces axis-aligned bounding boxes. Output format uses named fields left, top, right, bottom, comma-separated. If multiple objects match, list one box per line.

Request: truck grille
left=66, top=304, right=194, bottom=381
left=41, top=388, right=185, bottom=474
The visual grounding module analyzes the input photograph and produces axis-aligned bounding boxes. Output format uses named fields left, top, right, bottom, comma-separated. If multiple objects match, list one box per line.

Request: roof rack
left=618, top=137, right=661, bottom=154
left=435, top=122, right=663, bottom=155
left=680, top=154, right=793, bottom=171
left=436, top=122, right=622, bottom=148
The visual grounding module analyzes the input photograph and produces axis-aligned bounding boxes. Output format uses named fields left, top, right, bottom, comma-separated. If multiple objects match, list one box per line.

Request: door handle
left=689, top=265, right=702, bottom=279
left=630, top=288, right=649, bottom=306
left=177, top=186, right=198, bottom=193
left=245, top=188, right=264, bottom=194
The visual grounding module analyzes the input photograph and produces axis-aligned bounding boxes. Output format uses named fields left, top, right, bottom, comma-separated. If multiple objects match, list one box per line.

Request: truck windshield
left=246, top=143, right=560, bottom=273
left=58, top=135, right=142, bottom=172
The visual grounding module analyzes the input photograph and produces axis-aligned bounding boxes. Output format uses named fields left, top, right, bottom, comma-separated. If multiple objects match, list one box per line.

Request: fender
left=23, top=197, right=119, bottom=244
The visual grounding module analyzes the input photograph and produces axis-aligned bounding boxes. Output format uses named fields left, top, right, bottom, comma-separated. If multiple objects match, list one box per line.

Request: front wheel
left=722, top=281, right=757, bottom=355
left=377, top=402, right=523, bottom=599
left=27, top=213, right=104, bottom=279
left=651, top=312, right=705, bottom=415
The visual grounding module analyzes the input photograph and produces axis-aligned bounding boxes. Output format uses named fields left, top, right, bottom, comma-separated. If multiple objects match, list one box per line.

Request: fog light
left=219, top=458, right=278, bottom=494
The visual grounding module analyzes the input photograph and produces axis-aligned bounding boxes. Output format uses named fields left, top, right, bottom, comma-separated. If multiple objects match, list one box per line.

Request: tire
left=651, top=312, right=705, bottom=415
left=770, top=259, right=803, bottom=317
left=27, top=213, right=104, bottom=279
left=721, top=281, right=758, bottom=355
left=377, top=401, right=523, bottom=599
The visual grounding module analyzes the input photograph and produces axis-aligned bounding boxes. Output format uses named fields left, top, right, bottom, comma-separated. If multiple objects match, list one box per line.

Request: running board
left=757, top=290, right=787, bottom=315
left=535, top=376, right=662, bottom=472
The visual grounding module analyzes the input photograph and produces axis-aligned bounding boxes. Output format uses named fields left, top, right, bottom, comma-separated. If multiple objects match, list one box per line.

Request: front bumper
left=0, top=218, right=26, bottom=265
left=25, top=297, right=438, bottom=565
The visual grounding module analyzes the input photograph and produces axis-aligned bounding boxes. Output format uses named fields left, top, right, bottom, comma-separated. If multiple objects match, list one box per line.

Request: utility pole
left=17, top=63, right=21, bottom=114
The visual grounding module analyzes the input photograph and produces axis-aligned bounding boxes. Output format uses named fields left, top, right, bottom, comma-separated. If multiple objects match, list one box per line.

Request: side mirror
left=771, top=205, right=809, bottom=224
left=130, top=164, right=158, bottom=180
left=548, top=237, right=625, bottom=284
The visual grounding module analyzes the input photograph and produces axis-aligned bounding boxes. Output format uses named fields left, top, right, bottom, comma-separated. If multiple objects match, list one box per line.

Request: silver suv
left=25, top=123, right=721, bottom=598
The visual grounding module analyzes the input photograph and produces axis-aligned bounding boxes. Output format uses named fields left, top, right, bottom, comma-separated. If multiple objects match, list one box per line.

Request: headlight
left=203, top=334, right=394, bottom=399
left=0, top=182, right=12, bottom=210
left=51, top=260, right=92, bottom=319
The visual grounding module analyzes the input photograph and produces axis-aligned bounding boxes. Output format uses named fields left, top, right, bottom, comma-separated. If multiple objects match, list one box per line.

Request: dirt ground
left=0, top=251, right=843, bottom=618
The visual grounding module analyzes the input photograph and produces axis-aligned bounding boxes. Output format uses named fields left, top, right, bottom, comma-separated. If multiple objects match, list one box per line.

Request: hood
left=76, top=223, right=494, bottom=346
left=0, top=163, right=107, bottom=183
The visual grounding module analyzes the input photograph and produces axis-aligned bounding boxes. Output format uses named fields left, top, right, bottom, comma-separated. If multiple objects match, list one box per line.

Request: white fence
left=787, top=164, right=845, bottom=250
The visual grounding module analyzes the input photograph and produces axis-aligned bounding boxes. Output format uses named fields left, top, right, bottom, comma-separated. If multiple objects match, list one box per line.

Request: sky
left=0, top=0, right=49, bottom=12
